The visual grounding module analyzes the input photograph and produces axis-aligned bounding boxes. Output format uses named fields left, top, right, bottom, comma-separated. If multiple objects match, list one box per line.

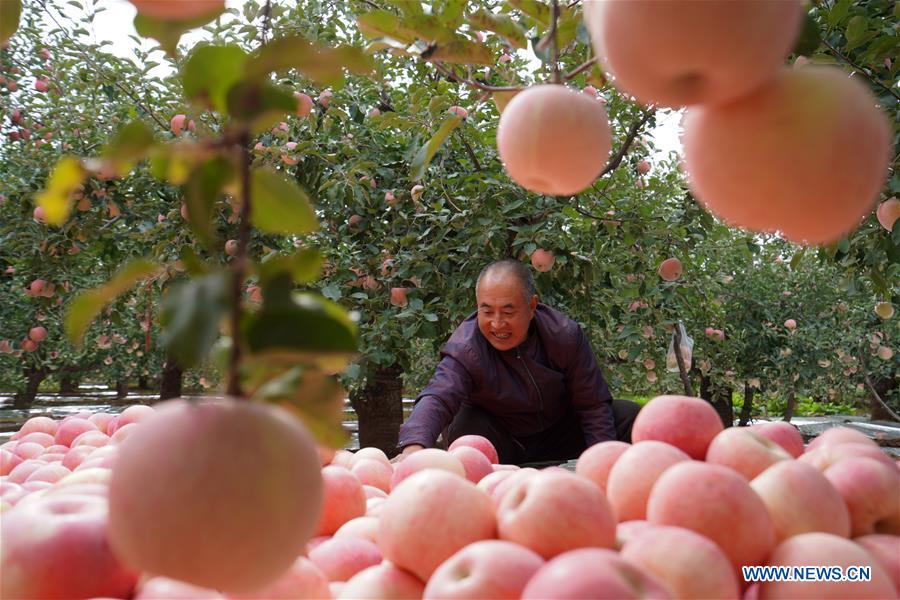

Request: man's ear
left=529, top=295, right=538, bottom=312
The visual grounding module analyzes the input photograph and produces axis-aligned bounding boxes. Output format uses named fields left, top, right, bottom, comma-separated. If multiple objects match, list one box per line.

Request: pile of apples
left=2, top=395, right=899, bottom=599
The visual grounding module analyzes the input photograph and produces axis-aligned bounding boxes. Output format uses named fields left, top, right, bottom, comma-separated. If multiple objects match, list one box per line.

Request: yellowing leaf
left=35, top=157, right=86, bottom=226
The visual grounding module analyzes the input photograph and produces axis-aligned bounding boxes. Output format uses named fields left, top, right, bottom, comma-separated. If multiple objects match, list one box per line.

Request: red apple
left=632, top=395, right=724, bottom=459
left=424, top=540, right=545, bottom=599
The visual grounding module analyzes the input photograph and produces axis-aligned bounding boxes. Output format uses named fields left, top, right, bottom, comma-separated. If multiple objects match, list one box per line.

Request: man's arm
left=566, top=326, right=617, bottom=445
left=397, top=353, right=474, bottom=451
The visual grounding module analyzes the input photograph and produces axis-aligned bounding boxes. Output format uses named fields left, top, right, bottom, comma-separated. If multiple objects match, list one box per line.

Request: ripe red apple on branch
left=497, top=84, right=611, bottom=196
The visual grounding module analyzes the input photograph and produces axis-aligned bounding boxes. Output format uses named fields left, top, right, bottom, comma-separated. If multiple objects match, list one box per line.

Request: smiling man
left=396, top=259, right=641, bottom=465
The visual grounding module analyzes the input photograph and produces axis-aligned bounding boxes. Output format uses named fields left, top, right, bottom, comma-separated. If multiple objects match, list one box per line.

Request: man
left=396, top=259, right=641, bottom=464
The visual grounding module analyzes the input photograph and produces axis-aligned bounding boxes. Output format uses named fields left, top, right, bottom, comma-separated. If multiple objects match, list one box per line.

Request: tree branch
left=41, top=3, right=169, bottom=130
left=858, top=340, right=900, bottom=422
left=430, top=61, right=522, bottom=92
left=563, top=57, right=597, bottom=82
left=454, top=130, right=482, bottom=172
left=822, top=40, right=900, bottom=102
left=599, top=108, right=656, bottom=177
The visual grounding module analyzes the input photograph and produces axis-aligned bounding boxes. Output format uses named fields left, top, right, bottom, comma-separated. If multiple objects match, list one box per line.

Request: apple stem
left=226, top=133, right=253, bottom=399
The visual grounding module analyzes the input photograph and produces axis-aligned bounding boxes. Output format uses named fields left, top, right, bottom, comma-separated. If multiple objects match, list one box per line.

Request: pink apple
left=350, top=458, right=392, bottom=493
left=389, top=448, right=465, bottom=490
left=333, top=516, right=379, bottom=546
left=823, top=457, right=900, bottom=537
left=170, top=114, right=186, bottom=136
left=621, top=525, right=740, bottom=599
left=17, top=432, right=55, bottom=447
left=759, top=533, right=897, bottom=599
left=15, top=415, right=58, bottom=438
left=705, top=427, right=792, bottom=480
left=575, top=440, right=629, bottom=493
left=647, top=461, right=776, bottom=572
left=530, top=248, right=555, bottom=272
left=294, top=91, right=313, bottom=117
left=606, top=440, right=691, bottom=521
left=806, top=426, right=878, bottom=453
left=854, top=535, right=900, bottom=592
left=135, top=577, right=224, bottom=599
left=107, top=399, right=323, bottom=593
left=750, top=422, right=804, bottom=458
left=308, top=537, right=382, bottom=582
left=800, top=442, right=896, bottom=472
left=632, top=395, right=724, bottom=459
left=497, top=470, right=616, bottom=558
left=449, top=445, right=494, bottom=483
left=424, top=540, right=545, bottom=599
left=521, top=548, right=671, bottom=599
left=449, top=434, right=499, bottom=464
left=316, top=465, right=366, bottom=535
left=0, top=494, right=138, bottom=598
left=338, top=563, right=425, bottom=599
left=378, top=469, right=496, bottom=581
left=55, top=418, right=100, bottom=447
left=750, top=460, right=851, bottom=542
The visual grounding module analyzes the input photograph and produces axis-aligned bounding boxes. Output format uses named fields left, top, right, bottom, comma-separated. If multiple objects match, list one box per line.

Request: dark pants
left=447, top=400, right=641, bottom=465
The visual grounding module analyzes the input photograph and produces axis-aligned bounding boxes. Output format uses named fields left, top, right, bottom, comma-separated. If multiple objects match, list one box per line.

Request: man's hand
left=390, top=444, right=424, bottom=464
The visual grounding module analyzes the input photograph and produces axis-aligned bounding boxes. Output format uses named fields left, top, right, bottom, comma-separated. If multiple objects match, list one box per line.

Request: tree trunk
left=138, top=376, right=149, bottom=390
left=700, top=374, right=733, bottom=428
left=784, top=386, right=796, bottom=423
left=59, top=370, right=80, bottom=395
left=14, top=368, right=47, bottom=409
left=159, top=358, right=183, bottom=400
left=739, top=382, right=755, bottom=426
left=350, top=364, right=404, bottom=457
left=870, top=376, right=898, bottom=421
left=116, top=379, right=129, bottom=400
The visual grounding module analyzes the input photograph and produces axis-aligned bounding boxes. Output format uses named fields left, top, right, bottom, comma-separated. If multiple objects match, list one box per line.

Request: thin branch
left=454, top=130, right=482, bottom=172
left=858, top=340, right=900, bottom=422
left=227, top=135, right=252, bottom=399
left=260, top=0, right=273, bottom=46
left=563, top=57, right=597, bottom=82
left=822, top=40, right=900, bottom=102
left=430, top=61, right=522, bottom=92
left=549, top=0, right=561, bottom=84
left=672, top=321, right=695, bottom=396
left=599, top=108, right=656, bottom=177
left=41, top=3, right=169, bottom=130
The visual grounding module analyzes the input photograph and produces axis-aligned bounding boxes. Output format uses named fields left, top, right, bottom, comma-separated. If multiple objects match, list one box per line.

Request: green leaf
left=245, top=291, right=358, bottom=363
left=789, top=247, right=807, bottom=270
left=845, top=15, right=868, bottom=45
left=256, top=366, right=349, bottom=448
left=35, top=157, right=86, bottom=226
left=251, top=168, right=318, bottom=235
left=101, top=120, right=155, bottom=177
left=226, top=80, right=297, bottom=132
left=259, top=249, right=323, bottom=285
left=160, top=271, right=231, bottom=367
left=827, top=0, right=852, bottom=27
left=246, top=36, right=374, bottom=87
left=467, top=9, right=527, bottom=49
left=411, top=116, right=463, bottom=180
left=357, top=10, right=418, bottom=44
left=440, top=0, right=466, bottom=28
left=792, top=12, right=821, bottom=56
left=184, top=156, right=234, bottom=247
left=508, top=0, right=551, bottom=26
left=492, top=89, right=522, bottom=114
left=134, top=7, right=226, bottom=56
left=421, top=36, right=494, bottom=64
left=65, top=259, right=162, bottom=347
left=182, top=45, right=248, bottom=113
left=0, top=0, right=21, bottom=44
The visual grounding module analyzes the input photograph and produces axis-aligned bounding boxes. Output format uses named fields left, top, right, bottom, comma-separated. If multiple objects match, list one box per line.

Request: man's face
left=476, top=273, right=538, bottom=351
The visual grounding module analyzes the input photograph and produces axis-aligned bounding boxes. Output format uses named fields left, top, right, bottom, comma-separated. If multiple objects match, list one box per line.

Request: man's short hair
left=476, top=259, right=537, bottom=302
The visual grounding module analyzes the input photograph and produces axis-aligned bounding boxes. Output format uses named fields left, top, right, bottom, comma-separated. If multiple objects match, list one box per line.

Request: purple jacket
left=398, top=303, right=616, bottom=450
